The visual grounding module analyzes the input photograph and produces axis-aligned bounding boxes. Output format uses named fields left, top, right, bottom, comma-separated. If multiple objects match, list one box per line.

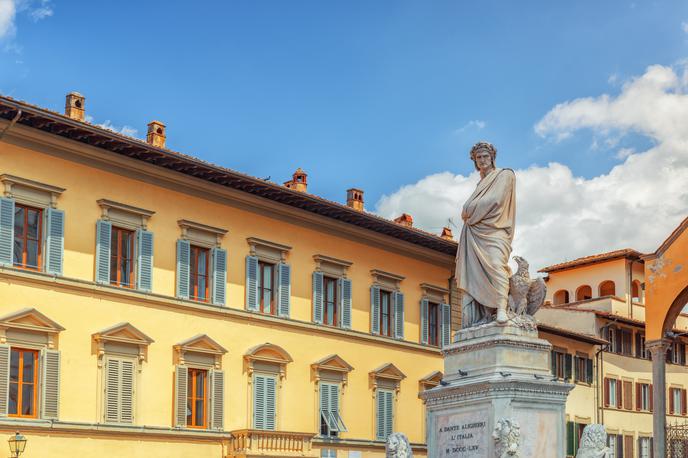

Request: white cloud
left=0, top=0, right=52, bottom=41
left=0, top=0, right=17, bottom=39
left=86, top=116, right=139, bottom=138
left=683, top=21, right=688, bottom=34
left=376, top=62, right=688, bottom=272
left=455, top=120, right=486, bottom=134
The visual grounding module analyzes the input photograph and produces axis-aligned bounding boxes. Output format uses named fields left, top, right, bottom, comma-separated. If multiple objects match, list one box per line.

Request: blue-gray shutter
left=312, top=271, right=324, bottom=324
left=340, top=278, right=352, bottom=329
left=210, top=370, right=225, bottom=430
left=176, top=240, right=190, bottom=299
left=420, top=299, right=429, bottom=345
left=0, top=198, right=14, bottom=266
left=377, top=389, right=394, bottom=440
left=441, top=303, right=451, bottom=347
left=253, top=374, right=266, bottom=429
left=174, top=365, right=188, bottom=427
left=265, top=375, right=276, bottom=430
left=44, top=208, right=65, bottom=275
left=40, top=349, right=60, bottom=420
left=245, top=256, right=259, bottom=311
left=384, top=390, right=393, bottom=439
left=277, top=263, right=291, bottom=317
left=0, top=344, right=9, bottom=416
left=95, top=220, right=112, bottom=284
left=370, top=286, right=380, bottom=335
left=136, top=229, right=154, bottom=292
left=212, top=248, right=227, bottom=306
left=394, top=292, right=404, bottom=339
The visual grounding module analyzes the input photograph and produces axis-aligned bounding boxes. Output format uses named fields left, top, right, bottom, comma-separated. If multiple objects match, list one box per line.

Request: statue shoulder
left=496, top=168, right=516, bottom=183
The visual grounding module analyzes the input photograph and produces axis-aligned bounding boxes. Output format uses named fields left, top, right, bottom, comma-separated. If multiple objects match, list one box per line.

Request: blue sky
left=2, top=1, right=688, bottom=268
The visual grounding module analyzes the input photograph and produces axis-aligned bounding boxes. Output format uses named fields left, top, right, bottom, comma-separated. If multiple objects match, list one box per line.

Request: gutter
left=0, top=109, right=21, bottom=141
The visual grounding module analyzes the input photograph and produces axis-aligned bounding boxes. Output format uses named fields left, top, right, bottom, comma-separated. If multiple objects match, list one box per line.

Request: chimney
left=146, top=121, right=166, bottom=148
left=284, top=168, right=308, bottom=192
left=441, top=227, right=454, bottom=240
left=346, top=188, right=364, bottom=211
left=394, top=213, right=413, bottom=227
left=65, top=92, right=85, bottom=122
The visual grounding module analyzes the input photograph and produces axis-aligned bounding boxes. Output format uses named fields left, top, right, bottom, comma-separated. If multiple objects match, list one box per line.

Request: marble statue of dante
left=455, top=142, right=516, bottom=327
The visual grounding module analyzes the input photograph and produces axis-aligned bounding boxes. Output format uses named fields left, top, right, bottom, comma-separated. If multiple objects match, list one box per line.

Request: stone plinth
left=421, top=323, right=572, bottom=457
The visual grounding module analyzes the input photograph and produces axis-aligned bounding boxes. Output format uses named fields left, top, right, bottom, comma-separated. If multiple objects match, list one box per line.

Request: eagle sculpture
left=508, top=256, right=546, bottom=318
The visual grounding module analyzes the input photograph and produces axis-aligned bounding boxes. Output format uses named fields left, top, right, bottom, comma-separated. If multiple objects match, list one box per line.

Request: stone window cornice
left=247, top=237, right=292, bottom=263
left=178, top=219, right=227, bottom=248
left=97, top=199, right=155, bottom=230
left=1, top=174, right=65, bottom=208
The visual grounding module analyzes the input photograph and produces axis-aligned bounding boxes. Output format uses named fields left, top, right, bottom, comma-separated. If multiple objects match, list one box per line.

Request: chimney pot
left=441, top=227, right=454, bottom=240
left=346, top=188, right=364, bottom=211
left=393, top=213, right=413, bottom=227
left=284, top=168, right=308, bottom=192
left=146, top=121, right=166, bottom=148
left=65, top=92, right=85, bottom=122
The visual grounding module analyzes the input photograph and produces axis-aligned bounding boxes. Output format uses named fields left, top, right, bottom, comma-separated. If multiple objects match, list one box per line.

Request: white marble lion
left=575, top=424, right=610, bottom=458
left=386, top=432, right=413, bottom=458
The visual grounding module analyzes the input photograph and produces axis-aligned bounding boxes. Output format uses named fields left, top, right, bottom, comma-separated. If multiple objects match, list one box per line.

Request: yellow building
left=536, top=249, right=688, bottom=458
left=0, top=93, right=462, bottom=458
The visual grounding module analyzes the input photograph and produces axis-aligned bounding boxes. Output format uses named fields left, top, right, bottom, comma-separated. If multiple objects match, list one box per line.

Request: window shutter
left=211, top=247, right=227, bottom=306
left=312, top=272, right=324, bottom=324
left=635, top=333, right=641, bottom=358
left=615, top=380, right=622, bottom=408
left=564, top=354, right=572, bottom=380
left=420, top=299, right=429, bottom=345
left=649, top=384, right=654, bottom=412
left=682, top=389, right=687, bottom=416
left=440, top=303, right=451, bottom=347
left=0, top=198, right=14, bottom=266
left=340, top=278, right=352, bottom=329
left=253, top=375, right=266, bottom=429
left=623, top=381, right=632, bottom=410
left=0, top=344, right=9, bottom=416
left=40, top=349, right=60, bottom=420
left=136, top=229, right=154, bottom=292
left=176, top=240, right=190, bottom=299
left=277, top=263, right=291, bottom=317
left=670, top=388, right=675, bottom=414
left=210, top=370, right=225, bottom=430
left=245, top=256, right=259, bottom=311
left=174, top=365, right=188, bottom=427
left=681, top=343, right=686, bottom=365
left=566, top=421, right=575, bottom=456
left=265, top=375, right=276, bottom=430
left=320, top=382, right=330, bottom=419
left=573, top=356, right=579, bottom=382
left=393, top=292, right=404, bottom=340
left=384, top=390, right=393, bottom=439
left=376, top=390, right=385, bottom=440
left=636, top=383, right=641, bottom=411
left=45, top=208, right=65, bottom=275
left=95, top=220, right=112, bottom=284
left=370, top=286, right=380, bottom=335
left=586, top=358, right=593, bottom=384
left=120, top=359, right=135, bottom=423
left=604, top=378, right=610, bottom=407
left=330, top=384, right=339, bottom=422
left=551, top=351, right=557, bottom=376
left=104, top=357, right=121, bottom=423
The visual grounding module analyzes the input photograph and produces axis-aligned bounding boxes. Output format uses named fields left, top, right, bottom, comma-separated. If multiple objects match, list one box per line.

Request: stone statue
left=493, top=418, right=520, bottom=457
left=456, top=142, right=516, bottom=327
left=506, top=255, right=547, bottom=329
left=575, top=424, right=610, bottom=458
left=385, top=432, right=413, bottom=458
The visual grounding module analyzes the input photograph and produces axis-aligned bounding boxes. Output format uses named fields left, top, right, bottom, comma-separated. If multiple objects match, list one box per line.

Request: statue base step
left=421, top=322, right=572, bottom=457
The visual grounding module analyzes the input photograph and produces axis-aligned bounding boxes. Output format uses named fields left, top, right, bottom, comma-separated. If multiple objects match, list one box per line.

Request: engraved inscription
left=436, top=410, right=489, bottom=457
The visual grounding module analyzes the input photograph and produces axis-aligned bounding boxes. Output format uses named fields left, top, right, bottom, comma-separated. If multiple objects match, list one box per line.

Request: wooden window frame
left=379, top=290, right=393, bottom=337
left=189, top=245, right=210, bottom=303
left=110, top=226, right=135, bottom=288
left=428, top=302, right=440, bottom=347
left=187, top=368, right=208, bottom=429
left=553, top=351, right=566, bottom=379
left=323, top=276, right=338, bottom=327
left=8, top=347, right=39, bottom=419
left=13, top=204, right=42, bottom=271
left=258, top=261, right=276, bottom=316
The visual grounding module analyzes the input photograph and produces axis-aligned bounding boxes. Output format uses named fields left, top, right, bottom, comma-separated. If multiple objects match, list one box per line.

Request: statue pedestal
left=421, top=322, right=572, bottom=457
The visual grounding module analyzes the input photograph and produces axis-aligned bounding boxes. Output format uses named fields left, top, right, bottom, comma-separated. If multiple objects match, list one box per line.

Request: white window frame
left=608, top=379, right=618, bottom=407
left=640, top=383, right=650, bottom=411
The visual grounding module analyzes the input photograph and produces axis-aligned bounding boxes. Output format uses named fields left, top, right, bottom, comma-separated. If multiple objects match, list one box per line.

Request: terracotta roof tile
left=538, top=248, right=643, bottom=273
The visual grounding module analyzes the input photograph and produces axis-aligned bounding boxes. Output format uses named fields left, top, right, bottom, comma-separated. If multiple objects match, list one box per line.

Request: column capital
left=646, top=338, right=672, bottom=356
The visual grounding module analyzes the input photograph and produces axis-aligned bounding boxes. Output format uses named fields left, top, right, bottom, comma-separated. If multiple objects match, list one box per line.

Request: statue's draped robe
left=456, top=168, right=515, bottom=326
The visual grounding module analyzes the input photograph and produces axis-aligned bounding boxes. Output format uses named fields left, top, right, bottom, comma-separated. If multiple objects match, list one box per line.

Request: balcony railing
left=228, top=429, right=317, bottom=457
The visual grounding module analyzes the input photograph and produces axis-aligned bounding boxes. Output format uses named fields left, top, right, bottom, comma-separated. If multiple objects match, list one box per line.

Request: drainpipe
left=0, top=109, right=22, bottom=141
left=628, top=259, right=635, bottom=319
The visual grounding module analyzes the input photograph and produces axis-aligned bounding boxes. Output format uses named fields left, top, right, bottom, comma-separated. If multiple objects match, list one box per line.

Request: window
left=110, top=226, right=135, bottom=288
left=566, top=421, right=587, bottom=456
left=253, top=374, right=277, bottom=430
left=623, top=435, right=633, bottom=458
left=575, top=285, right=592, bottom=301
left=189, top=246, right=210, bottom=302
left=607, top=434, right=623, bottom=458
left=573, top=355, right=593, bottom=384
left=667, top=342, right=686, bottom=365
left=103, top=356, right=136, bottom=424
left=632, top=280, right=641, bottom=302
left=551, top=350, right=571, bottom=380
left=375, top=389, right=394, bottom=441
left=428, top=302, right=440, bottom=346
left=638, top=437, right=652, bottom=458
left=186, top=368, right=208, bottom=428
left=605, top=326, right=632, bottom=356
left=258, top=261, right=276, bottom=315
left=605, top=378, right=622, bottom=408
left=13, top=204, right=42, bottom=270
left=553, top=290, right=569, bottom=305
left=320, top=382, right=347, bottom=437
left=380, top=290, right=393, bottom=337
left=323, top=276, right=338, bottom=327
left=8, top=348, right=38, bottom=418
left=636, top=332, right=648, bottom=359
left=637, top=383, right=651, bottom=411
left=599, top=280, right=616, bottom=297
left=669, top=387, right=687, bottom=415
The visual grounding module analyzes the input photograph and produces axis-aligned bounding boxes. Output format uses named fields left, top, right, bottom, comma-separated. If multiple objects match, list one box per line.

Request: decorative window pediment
left=244, top=343, right=293, bottom=379
left=247, top=237, right=291, bottom=263
left=174, top=334, right=227, bottom=369
left=97, top=199, right=155, bottom=230
left=313, top=254, right=353, bottom=278
left=419, top=370, right=443, bottom=393
left=1, top=174, right=65, bottom=208
left=0, top=308, right=65, bottom=348
left=369, top=363, right=406, bottom=393
left=420, top=283, right=449, bottom=304
left=178, top=219, right=227, bottom=248
left=92, top=322, right=154, bottom=364
left=371, top=269, right=405, bottom=291
left=311, top=354, right=354, bottom=386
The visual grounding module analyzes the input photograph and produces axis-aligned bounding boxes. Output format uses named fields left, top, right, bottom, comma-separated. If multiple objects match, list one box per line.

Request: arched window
left=599, top=281, right=616, bottom=297
left=576, top=285, right=592, bottom=301
left=553, top=290, right=570, bottom=305
left=632, top=280, right=641, bottom=302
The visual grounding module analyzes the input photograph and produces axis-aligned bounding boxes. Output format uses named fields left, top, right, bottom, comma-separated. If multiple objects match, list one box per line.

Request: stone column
left=647, top=338, right=671, bottom=458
